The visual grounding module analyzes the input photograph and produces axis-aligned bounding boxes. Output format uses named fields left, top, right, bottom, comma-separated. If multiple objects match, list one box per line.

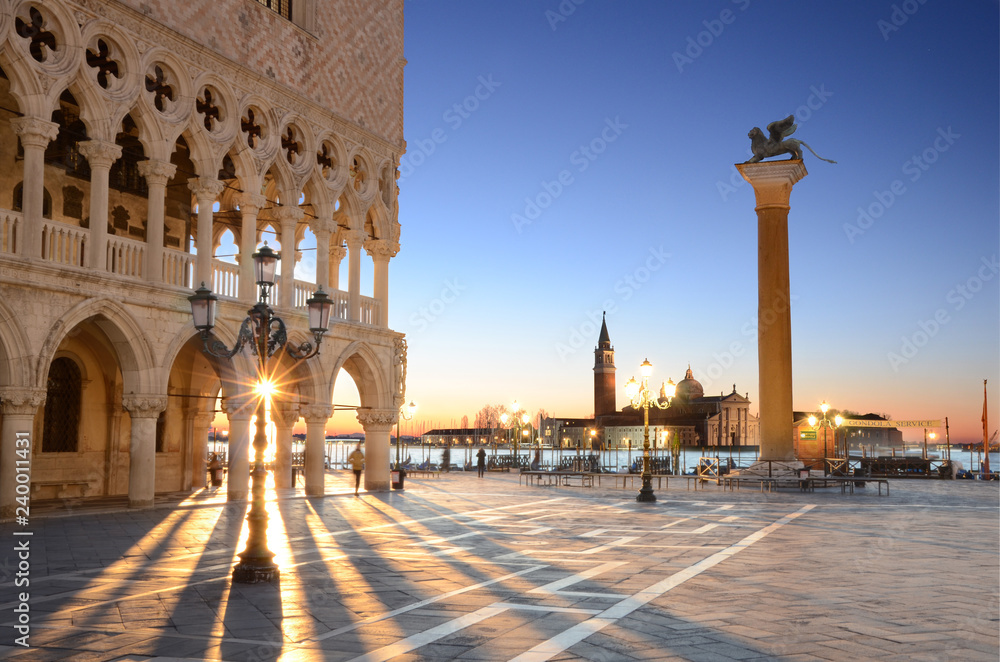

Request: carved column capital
left=235, top=192, right=267, bottom=216
left=273, top=205, right=305, bottom=226
left=221, top=395, right=255, bottom=420
left=357, top=408, right=397, bottom=432
left=299, top=404, right=333, bottom=422
left=78, top=140, right=123, bottom=169
left=271, top=402, right=300, bottom=427
left=345, top=229, right=367, bottom=249
left=364, top=239, right=399, bottom=262
left=0, top=388, right=46, bottom=415
left=10, top=116, right=59, bottom=148
left=330, top=245, right=347, bottom=262
left=122, top=395, right=167, bottom=418
left=137, top=159, right=177, bottom=187
left=187, top=177, right=226, bottom=203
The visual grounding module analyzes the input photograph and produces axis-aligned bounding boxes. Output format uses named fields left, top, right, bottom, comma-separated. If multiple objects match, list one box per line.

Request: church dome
left=674, top=366, right=703, bottom=401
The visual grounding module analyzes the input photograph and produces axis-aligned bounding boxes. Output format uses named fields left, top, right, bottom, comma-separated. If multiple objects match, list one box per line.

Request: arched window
left=12, top=182, right=53, bottom=218
left=42, top=357, right=81, bottom=452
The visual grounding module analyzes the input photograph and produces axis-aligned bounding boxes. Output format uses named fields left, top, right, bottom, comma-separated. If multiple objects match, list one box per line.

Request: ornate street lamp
left=501, top=401, right=528, bottom=470
left=395, top=400, right=417, bottom=471
left=625, top=359, right=675, bottom=503
left=188, top=243, right=333, bottom=584
left=808, top=401, right=843, bottom=474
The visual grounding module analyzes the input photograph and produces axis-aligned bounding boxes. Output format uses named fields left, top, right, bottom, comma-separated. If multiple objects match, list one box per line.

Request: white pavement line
left=714, top=504, right=734, bottom=511
left=409, top=531, right=483, bottom=546
left=347, top=605, right=509, bottom=662
left=660, top=518, right=692, bottom=528
left=580, top=537, right=638, bottom=554
left=494, top=603, right=602, bottom=615
left=720, top=515, right=739, bottom=522
left=528, top=561, right=627, bottom=595
left=309, top=565, right=546, bottom=642
left=510, top=505, right=817, bottom=662
left=579, top=529, right=607, bottom=538
left=690, top=523, right=719, bottom=534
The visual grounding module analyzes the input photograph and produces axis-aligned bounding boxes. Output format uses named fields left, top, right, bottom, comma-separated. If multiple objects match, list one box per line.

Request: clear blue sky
left=340, top=0, right=999, bottom=443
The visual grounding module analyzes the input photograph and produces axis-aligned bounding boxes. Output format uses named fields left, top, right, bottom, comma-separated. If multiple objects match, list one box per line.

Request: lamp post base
left=635, top=477, right=657, bottom=503
left=232, top=562, right=280, bottom=584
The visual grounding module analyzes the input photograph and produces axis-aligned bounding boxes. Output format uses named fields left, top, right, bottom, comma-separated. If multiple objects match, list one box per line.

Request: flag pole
left=982, top=380, right=990, bottom=479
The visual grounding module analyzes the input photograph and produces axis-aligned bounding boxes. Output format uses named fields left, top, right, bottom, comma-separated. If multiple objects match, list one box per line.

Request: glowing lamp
left=640, top=359, right=653, bottom=378
left=253, top=243, right=279, bottom=286
left=188, top=283, right=218, bottom=332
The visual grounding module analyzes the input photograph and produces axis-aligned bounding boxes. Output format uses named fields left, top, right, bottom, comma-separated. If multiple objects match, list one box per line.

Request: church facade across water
left=542, top=315, right=760, bottom=452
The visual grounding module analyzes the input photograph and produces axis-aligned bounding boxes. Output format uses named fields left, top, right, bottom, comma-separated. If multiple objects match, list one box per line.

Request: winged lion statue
left=745, top=115, right=836, bottom=164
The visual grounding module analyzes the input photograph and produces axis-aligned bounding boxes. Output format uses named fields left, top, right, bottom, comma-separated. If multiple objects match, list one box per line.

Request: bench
left=803, top=476, right=890, bottom=495
left=603, top=473, right=708, bottom=491
left=519, top=470, right=594, bottom=488
left=405, top=469, right=440, bottom=479
left=720, top=475, right=889, bottom=495
left=31, top=480, right=91, bottom=499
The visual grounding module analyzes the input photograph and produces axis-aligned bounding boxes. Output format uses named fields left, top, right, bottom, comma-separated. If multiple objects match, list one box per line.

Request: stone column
left=271, top=402, right=298, bottom=489
left=301, top=404, right=332, bottom=496
left=358, top=409, right=395, bottom=492
left=190, top=411, right=214, bottom=490
left=188, top=178, right=226, bottom=289
left=346, top=230, right=365, bottom=322
left=222, top=396, right=253, bottom=501
left=10, top=118, right=59, bottom=259
left=235, top=193, right=266, bottom=302
left=736, top=160, right=808, bottom=464
left=273, top=205, right=304, bottom=309
left=0, top=389, right=45, bottom=519
left=78, top=141, right=123, bottom=271
left=365, top=239, right=398, bottom=328
left=137, top=159, right=176, bottom=282
left=123, top=395, right=167, bottom=509
left=314, top=223, right=332, bottom=293
left=329, top=245, right=346, bottom=291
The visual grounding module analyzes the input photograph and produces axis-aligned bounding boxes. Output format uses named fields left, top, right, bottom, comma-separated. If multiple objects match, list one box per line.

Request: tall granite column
left=10, top=118, right=59, bottom=259
left=0, top=389, right=45, bottom=519
left=78, top=141, right=123, bottom=270
left=123, top=396, right=167, bottom=509
left=301, top=404, right=332, bottom=497
left=358, top=409, right=395, bottom=492
left=736, top=160, right=808, bottom=463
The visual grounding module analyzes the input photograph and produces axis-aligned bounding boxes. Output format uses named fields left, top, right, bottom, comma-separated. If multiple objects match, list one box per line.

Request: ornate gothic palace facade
left=0, top=0, right=407, bottom=516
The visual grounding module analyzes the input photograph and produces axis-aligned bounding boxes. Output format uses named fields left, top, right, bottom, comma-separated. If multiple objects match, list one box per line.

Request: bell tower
left=594, top=312, right=616, bottom=418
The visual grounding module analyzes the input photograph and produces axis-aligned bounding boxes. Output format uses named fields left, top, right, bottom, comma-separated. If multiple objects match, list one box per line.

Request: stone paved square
left=2, top=472, right=998, bottom=661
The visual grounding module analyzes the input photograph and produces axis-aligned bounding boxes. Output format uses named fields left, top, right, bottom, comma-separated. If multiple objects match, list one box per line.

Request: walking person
left=476, top=447, right=487, bottom=478
left=348, top=442, right=365, bottom=495
left=442, top=443, right=451, bottom=473
left=208, top=454, right=223, bottom=491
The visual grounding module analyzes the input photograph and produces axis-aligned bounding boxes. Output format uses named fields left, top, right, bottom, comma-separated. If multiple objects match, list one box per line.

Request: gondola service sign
left=839, top=419, right=942, bottom=428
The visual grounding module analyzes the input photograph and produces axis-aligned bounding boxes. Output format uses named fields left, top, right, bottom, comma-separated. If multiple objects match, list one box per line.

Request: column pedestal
left=123, top=396, right=167, bottom=509
left=301, top=405, right=332, bottom=497
left=358, top=410, right=395, bottom=492
left=736, top=160, right=807, bottom=470
left=0, top=389, right=45, bottom=519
